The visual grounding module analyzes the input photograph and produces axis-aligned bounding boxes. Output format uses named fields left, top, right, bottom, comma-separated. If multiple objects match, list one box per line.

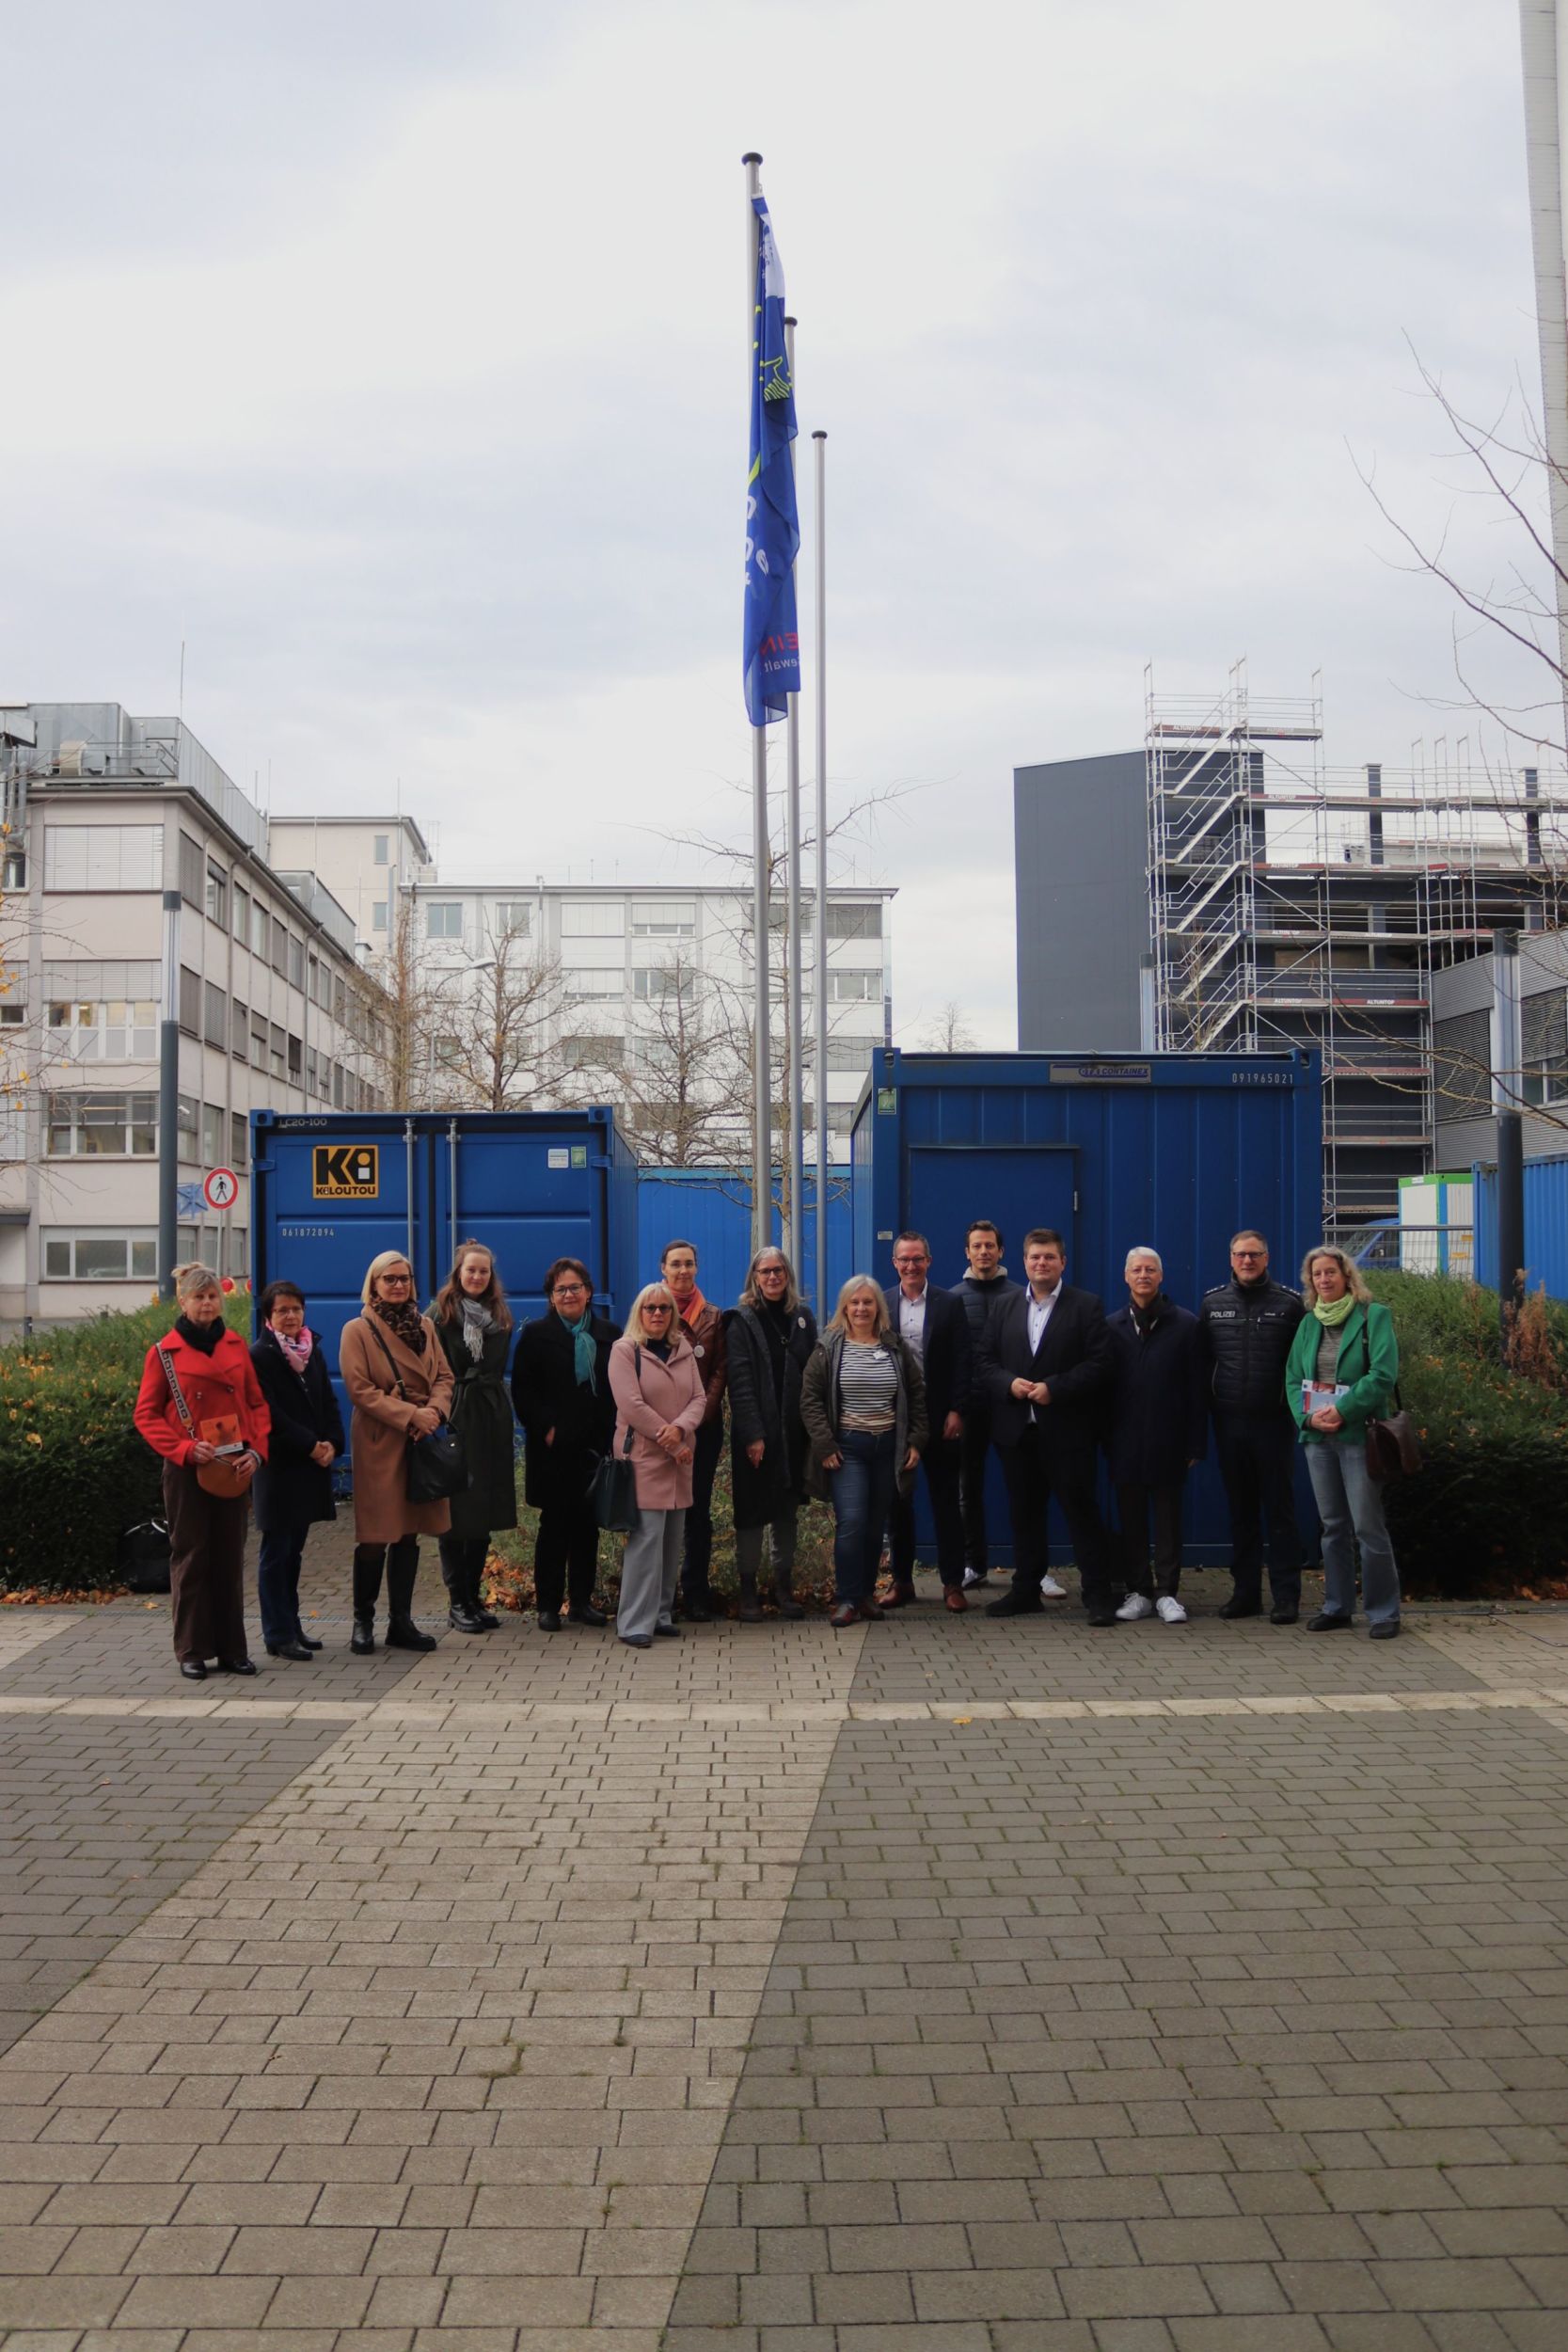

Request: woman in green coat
left=1286, top=1246, right=1402, bottom=1639
left=431, top=1241, right=518, bottom=1635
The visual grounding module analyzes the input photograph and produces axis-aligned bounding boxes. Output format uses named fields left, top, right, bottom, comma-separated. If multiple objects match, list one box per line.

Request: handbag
left=156, top=1346, right=256, bottom=1500
left=117, top=1516, right=172, bottom=1594
left=1365, top=1384, right=1421, bottom=1483
left=588, top=1345, right=641, bottom=1533
left=365, top=1318, right=470, bottom=1504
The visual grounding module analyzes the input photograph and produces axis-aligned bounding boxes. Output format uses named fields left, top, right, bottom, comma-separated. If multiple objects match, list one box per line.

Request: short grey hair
left=1124, top=1247, right=1163, bottom=1276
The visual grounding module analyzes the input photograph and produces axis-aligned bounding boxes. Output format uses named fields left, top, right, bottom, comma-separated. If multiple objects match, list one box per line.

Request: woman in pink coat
left=608, top=1282, right=706, bottom=1648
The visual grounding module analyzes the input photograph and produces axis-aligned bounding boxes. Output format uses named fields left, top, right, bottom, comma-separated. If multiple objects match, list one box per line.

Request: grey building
left=1432, top=939, right=1568, bottom=1168
left=1014, top=751, right=1147, bottom=1051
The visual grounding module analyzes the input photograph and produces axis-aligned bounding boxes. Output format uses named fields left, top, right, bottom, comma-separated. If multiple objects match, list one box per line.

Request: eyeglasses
left=642, top=1304, right=673, bottom=1315
left=552, top=1283, right=588, bottom=1298
left=1231, top=1250, right=1265, bottom=1262
left=379, top=1273, right=412, bottom=1285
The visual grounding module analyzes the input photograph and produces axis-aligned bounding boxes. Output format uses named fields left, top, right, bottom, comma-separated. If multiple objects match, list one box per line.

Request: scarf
left=371, top=1295, right=427, bottom=1351
left=675, top=1284, right=707, bottom=1329
left=276, top=1327, right=313, bottom=1375
left=1312, top=1291, right=1357, bottom=1329
left=460, top=1295, right=498, bottom=1363
left=1130, top=1294, right=1167, bottom=1340
left=175, top=1313, right=222, bottom=1356
left=560, top=1307, right=596, bottom=1388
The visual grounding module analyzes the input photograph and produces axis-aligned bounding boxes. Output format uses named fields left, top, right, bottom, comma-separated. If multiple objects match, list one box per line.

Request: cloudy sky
left=1, top=0, right=1550, bottom=1043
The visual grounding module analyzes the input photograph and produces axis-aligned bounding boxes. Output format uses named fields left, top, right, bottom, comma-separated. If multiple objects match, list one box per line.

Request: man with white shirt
left=976, top=1228, right=1115, bottom=1624
left=881, top=1232, right=972, bottom=1610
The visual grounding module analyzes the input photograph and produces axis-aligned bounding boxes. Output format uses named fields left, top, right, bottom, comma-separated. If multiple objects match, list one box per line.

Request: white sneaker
left=1038, top=1573, right=1068, bottom=1599
left=1116, top=1593, right=1154, bottom=1621
left=1156, top=1596, right=1188, bottom=1624
left=962, top=1566, right=987, bottom=1589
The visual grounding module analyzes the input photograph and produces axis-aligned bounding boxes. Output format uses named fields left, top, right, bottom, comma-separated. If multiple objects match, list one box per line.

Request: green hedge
left=0, top=1297, right=250, bottom=1592
left=1366, top=1273, right=1568, bottom=1597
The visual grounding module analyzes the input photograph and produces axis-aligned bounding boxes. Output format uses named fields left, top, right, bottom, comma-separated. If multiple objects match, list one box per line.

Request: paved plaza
left=3, top=1543, right=1568, bottom=2350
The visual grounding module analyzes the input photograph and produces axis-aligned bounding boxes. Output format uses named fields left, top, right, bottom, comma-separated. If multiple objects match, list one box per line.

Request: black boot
left=386, top=1539, right=437, bottom=1651
left=471, top=1543, right=499, bottom=1629
left=440, top=1537, right=486, bottom=1635
left=351, top=1545, right=383, bottom=1653
left=737, top=1566, right=763, bottom=1625
left=772, top=1574, right=804, bottom=1621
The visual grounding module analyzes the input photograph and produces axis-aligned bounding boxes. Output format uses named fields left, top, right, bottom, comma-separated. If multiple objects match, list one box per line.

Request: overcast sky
left=0, top=0, right=1550, bottom=1044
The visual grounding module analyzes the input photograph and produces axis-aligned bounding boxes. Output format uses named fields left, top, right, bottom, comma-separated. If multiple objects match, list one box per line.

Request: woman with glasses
left=339, top=1250, right=456, bottom=1654
left=801, top=1275, right=928, bottom=1629
left=722, top=1247, right=818, bottom=1622
left=510, top=1258, right=621, bottom=1630
left=608, top=1281, right=707, bottom=1648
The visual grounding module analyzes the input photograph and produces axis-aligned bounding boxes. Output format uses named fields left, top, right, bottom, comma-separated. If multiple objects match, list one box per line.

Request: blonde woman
left=1286, top=1246, right=1402, bottom=1639
left=800, top=1276, right=928, bottom=1629
left=339, top=1249, right=456, bottom=1655
left=608, top=1282, right=707, bottom=1648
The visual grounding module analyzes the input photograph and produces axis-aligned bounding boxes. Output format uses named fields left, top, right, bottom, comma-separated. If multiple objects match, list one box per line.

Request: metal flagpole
left=812, top=429, right=829, bottom=1323
left=784, top=314, right=803, bottom=1280
left=744, top=151, right=771, bottom=1257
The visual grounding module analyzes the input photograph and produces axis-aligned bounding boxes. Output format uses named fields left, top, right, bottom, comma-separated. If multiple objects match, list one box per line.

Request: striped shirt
left=840, top=1340, right=898, bottom=1432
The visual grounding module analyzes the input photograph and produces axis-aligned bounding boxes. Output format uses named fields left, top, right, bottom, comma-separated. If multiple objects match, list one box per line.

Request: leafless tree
left=424, top=917, right=597, bottom=1116
left=367, top=892, right=450, bottom=1111
left=616, top=953, right=750, bottom=1167
left=919, top=1000, right=976, bottom=1053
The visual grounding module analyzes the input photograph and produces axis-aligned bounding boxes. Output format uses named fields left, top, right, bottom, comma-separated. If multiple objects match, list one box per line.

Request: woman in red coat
left=134, top=1263, right=270, bottom=1680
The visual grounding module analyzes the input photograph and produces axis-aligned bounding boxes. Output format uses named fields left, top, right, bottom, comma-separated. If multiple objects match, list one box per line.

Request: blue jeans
left=829, top=1430, right=897, bottom=1606
left=1306, top=1439, right=1401, bottom=1627
left=256, top=1524, right=308, bottom=1649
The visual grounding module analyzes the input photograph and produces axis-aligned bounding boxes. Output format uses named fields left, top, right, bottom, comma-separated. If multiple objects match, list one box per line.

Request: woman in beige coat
left=340, top=1249, right=456, bottom=1655
left=608, top=1282, right=706, bottom=1649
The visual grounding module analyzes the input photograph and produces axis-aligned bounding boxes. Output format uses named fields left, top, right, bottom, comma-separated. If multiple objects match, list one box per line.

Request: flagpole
left=744, top=150, right=771, bottom=1256
left=784, top=313, right=803, bottom=1282
left=813, top=428, right=829, bottom=1323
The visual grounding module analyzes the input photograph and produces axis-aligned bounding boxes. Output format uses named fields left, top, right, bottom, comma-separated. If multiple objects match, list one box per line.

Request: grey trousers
left=618, top=1507, right=684, bottom=1642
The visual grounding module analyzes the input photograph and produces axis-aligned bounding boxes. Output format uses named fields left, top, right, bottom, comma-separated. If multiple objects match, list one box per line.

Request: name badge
left=693, top=1343, right=705, bottom=1359
left=871, top=1347, right=888, bottom=1360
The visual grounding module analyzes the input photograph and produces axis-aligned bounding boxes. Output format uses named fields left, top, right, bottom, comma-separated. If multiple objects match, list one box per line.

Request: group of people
left=132, top=1217, right=1402, bottom=1676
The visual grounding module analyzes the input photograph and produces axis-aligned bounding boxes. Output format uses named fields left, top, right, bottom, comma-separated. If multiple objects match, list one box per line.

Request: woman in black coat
left=509, top=1256, right=622, bottom=1631
left=430, top=1239, right=517, bottom=1637
left=249, top=1279, right=346, bottom=1662
left=722, top=1247, right=818, bottom=1622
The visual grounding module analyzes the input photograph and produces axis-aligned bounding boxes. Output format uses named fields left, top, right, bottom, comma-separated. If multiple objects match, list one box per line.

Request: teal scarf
left=561, top=1307, right=596, bottom=1388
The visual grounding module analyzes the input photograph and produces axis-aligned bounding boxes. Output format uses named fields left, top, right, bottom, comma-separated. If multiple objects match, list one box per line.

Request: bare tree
left=616, top=952, right=750, bottom=1167
left=426, top=917, right=594, bottom=1116
left=920, top=1000, right=976, bottom=1052
left=368, top=892, right=449, bottom=1111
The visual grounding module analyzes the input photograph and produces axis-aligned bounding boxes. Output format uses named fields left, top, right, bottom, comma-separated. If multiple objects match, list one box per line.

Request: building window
left=252, top=898, right=269, bottom=958
left=318, top=1055, right=332, bottom=1102
left=231, top=998, right=248, bottom=1060
left=202, top=1103, right=225, bottom=1165
left=565, top=1033, right=625, bottom=1070
left=233, top=882, right=250, bottom=944
left=820, top=970, right=881, bottom=1003
left=1, top=999, right=24, bottom=1027
left=2, top=847, right=24, bottom=890
left=631, top=901, right=695, bottom=938
left=332, top=1061, right=345, bottom=1108
left=433, top=1035, right=463, bottom=1069
left=271, top=918, right=288, bottom=976
left=177, top=1093, right=199, bottom=1156
left=287, top=1033, right=302, bottom=1084
left=1523, top=987, right=1568, bottom=1106
left=178, top=833, right=205, bottom=909
left=204, top=981, right=228, bottom=1048
left=372, top=901, right=388, bottom=932
left=270, top=1025, right=286, bottom=1082
left=829, top=901, right=881, bottom=941
left=1433, top=1010, right=1491, bottom=1118
left=47, top=993, right=158, bottom=1061
left=42, top=1228, right=158, bottom=1282
left=45, top=1091, right=158, bottom=1157
left=205, top=862, right=228, bottom=928
left=251, top=1012, right=268, bottom=1066
left=632, top=966, right=695, bottom=1002
left=562, top=969, right=625, bottom=1001
left=801, top=1037, right=875, bottom=1074
left=230, top=1111, right=248, bottom=1168
left=426, top=902, right=464, bottom=940
left=288, top=933, right=305, bottom=990
left=494, top=901, right=532, bottom=938
left=231, top=1226, right=247, bottom=1269
left=374, top=834, right=390, bottom=866
left=42, top=824, right=163, bottom=892
left=178, top=966, right=201, bottom=1036
left=561, top=900, right=624, bottom=938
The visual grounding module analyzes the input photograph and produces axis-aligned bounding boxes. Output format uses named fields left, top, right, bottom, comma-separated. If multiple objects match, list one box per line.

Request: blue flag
left=743, top=188, right=800, bottom=725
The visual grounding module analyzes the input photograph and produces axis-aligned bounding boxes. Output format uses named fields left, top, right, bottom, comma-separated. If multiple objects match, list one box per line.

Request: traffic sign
left=312, top=1142, right=379, bottom=1200
left=203, top=1167, right=240, bottom=1212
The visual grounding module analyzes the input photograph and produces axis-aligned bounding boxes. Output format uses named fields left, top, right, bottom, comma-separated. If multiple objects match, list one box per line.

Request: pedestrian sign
left=203, top=1167, right=240, bottom=1212
left=312, top=1143, right=379, bottom=1200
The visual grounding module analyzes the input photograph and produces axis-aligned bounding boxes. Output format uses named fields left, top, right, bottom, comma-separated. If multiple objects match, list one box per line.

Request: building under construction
left=1014, top=670, right=1568, bottom=1236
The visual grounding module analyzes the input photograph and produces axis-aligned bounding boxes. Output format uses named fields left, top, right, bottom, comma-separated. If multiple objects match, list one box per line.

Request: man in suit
left=882, top=1232, right=973, bottom=1611
left=978, top=1227, right=1117, bottom=1625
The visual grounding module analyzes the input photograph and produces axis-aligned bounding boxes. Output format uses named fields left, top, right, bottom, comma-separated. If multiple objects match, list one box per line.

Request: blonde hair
left=171, top=1262, right=220, bottom=1303
left=361, top=1249, right=415, bottom=1307
left=625, top=1280, right=682, bottom=1345
left=1299, top=1245, right=1371, bottom=1305
left=826, top=1275, right=891, bottom=1341
left=738, top=1247, right=799, bottom=1313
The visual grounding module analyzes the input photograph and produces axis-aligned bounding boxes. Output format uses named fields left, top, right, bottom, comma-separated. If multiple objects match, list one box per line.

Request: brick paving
left=0, top=1553, right=1565, bottom=2348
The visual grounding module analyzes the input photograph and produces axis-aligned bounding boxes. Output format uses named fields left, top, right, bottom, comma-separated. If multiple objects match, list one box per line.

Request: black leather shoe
left=179, top=1659, right=207, bottom=1681
left=265, top=1641, right=314, bottom=1662
left=538, top=1610, right=562, bottom=1630
left=1307, top=1612, right=1352, bottom=1630
left=570, top=1605, right=609, bottom=1628
left=297, top=1632, right=324, bottom=1650
left=1369, top=1620, right=1401, bottom=1641
left=1085, top=1610, right=1117, bottom=1628
left=474, top=1607, right=499, bottom=1630
left=621, top=1633, right=653, bottom=1649
left=448, top=1604, right=487, bottom=1634
left=653, top=1622, right=682, bottom=1638
left=1219, top=1597, right=1260, bottom=1620
left=986, top=1592, right=1043, bottom=1617
left=773, top=1591, right=805, bottom=1620
left=683, top=1597, right=714, bottom=1623
left=1270, top=1607, right=1300, bottom=1626
left=351, top=1617, right=375, bottom=1654
left=215, top=1657, right=258, bottom=1676
left=386, top=1619, right=438, bottom=1652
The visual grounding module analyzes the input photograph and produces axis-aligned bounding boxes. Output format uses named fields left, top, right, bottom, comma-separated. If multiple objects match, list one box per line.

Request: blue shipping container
left=250, top=1107, right=640, bottom=1428
left=1473, top=1153, right=1568, bottom=1299
left=852, top=1047, right=1323, bottom=1563
left=635, top=1168, right=855, bottom=1313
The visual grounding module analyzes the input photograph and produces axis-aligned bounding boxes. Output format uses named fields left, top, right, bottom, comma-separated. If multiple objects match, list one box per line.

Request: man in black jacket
left=977, top=1228, right=1116, bottom=1623
left=882, top=1232, right=973, bottom=1609
left=1195, top=1229, right=1307, bottom=1623
left=955, top=1219, right=1022, bottom=1588
left=1105, top=1248, right=1207, bottom=1626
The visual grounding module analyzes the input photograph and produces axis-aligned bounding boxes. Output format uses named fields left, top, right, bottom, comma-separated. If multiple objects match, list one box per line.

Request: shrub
left=0, top=1296, right=251, bottom=1593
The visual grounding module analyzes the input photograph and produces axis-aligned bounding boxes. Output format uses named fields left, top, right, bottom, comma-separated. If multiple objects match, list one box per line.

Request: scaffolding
left=1146, top=665, right=1568, bottom=1228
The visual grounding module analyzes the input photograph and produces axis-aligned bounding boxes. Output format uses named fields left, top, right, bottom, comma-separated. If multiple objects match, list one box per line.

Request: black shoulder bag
left=588, top=1345, right=641, bottom=1533
left=365, top=1319, right=469, bottom=1504
left=1365, top=1385, right=1421, bottom=1483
